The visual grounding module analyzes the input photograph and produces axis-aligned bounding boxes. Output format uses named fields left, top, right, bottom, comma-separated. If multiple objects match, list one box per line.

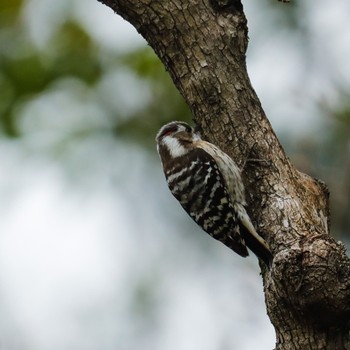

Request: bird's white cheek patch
left=163, top=136, right=188, bottom=158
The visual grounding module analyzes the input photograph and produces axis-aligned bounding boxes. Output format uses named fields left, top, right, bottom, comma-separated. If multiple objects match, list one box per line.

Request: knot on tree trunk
left=266, top=235, right=350, bottom=349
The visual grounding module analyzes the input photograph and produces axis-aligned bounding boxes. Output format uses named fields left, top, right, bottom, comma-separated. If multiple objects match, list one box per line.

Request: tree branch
left=98, top=0, right=350, bottom=348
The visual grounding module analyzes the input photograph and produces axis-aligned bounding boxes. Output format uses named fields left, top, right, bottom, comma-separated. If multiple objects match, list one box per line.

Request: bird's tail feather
left=240, top=225, right=272, bottom=268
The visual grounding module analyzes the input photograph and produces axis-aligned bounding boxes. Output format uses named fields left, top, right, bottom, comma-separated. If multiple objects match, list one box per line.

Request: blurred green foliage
left=0, top=0, right=191, bottom=141
left=0, top=0, right=23, bottom=26
left=49, top=21, right=102, bottom=84
left=0, top=1, right=102, bottom=136
left=116, top=47, right=191, bottom=147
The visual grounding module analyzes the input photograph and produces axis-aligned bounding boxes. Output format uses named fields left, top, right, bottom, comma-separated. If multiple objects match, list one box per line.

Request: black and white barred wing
left=164, top=148, right=249, bottom=257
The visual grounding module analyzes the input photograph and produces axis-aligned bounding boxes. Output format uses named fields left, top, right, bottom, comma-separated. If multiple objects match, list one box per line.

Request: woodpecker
left=156, top=121, right=272, bottom=267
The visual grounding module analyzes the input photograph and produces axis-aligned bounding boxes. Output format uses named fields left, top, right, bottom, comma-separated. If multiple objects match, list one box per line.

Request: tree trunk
left=97, top=0, right=350, bottom=348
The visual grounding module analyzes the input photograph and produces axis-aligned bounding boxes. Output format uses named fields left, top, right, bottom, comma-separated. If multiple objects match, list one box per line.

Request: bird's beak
left=193, top=124, right=202, bottom=134
left=193, top=124, right=203, bottom=139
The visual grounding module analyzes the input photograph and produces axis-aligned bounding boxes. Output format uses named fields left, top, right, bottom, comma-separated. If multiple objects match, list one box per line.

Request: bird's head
left=156, top=121, right=200, bottom=158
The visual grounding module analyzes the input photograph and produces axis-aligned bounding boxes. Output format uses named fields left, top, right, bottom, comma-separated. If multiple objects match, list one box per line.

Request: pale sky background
left=1, top=0, right=350, bottom=349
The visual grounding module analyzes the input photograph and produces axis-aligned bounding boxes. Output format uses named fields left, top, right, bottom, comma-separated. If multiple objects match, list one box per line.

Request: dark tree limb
left=97, top=0, right=350, bottom=348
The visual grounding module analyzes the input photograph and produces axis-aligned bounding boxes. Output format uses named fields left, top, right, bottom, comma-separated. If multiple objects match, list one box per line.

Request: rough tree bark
left=97, top=0, right=350, bottom=348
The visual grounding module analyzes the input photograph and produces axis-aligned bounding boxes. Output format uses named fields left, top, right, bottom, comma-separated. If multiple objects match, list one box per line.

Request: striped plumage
left=156, top=121, right=272, bottom=267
